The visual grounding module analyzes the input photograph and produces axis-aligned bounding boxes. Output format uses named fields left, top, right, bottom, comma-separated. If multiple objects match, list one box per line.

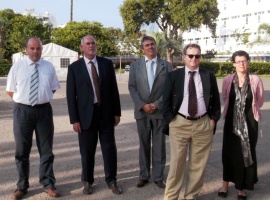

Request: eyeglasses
left=234, top=61, right=249, bottom=65
left=186, top=54, right=201, bottom=59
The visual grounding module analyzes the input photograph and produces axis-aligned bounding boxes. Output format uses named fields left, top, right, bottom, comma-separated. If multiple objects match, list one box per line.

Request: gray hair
left=183, top=43, right=201, bottom=55
left=81, top=35, right=96, bottom=45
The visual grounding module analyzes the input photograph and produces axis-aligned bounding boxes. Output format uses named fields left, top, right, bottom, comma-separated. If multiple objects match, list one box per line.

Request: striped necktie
left=29, top=63, right=39, bottom=106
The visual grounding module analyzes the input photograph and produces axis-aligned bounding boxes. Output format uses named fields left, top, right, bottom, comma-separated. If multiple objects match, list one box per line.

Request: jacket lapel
left=154, top=58, right=164, bottom=79
left=96, top=56, right=103, bottom=86
left=199, top=68, right=210, bottom=107
left=176, top=68, right=185, bottom=105
left=137, top=58, right=148, bottom=84
left=79, top=58, right=92, bottom=85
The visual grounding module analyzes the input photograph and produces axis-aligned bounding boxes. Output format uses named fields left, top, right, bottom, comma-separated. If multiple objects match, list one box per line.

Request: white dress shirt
left=145, top=56, right=157, bottom=76
left=178, top=66, right=207, bottom=117
left=6, top=56, right=60, bottom=105
left=83, top=56, right=99, bottom=103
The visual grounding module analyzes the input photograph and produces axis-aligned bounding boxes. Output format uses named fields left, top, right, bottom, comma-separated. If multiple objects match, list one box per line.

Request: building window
left=224, top=20, right=226, bottom=27
left=258, top=15, right=261, bottom=23
left=246, top=17, right=248, bottom=24
left=246, top=0, right=248, bottom=5
left=60, top=58, right=70, bottom=68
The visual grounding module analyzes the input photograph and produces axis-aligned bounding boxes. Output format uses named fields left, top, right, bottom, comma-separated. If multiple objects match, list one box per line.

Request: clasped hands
left=143, top=103, right=157, bottom=114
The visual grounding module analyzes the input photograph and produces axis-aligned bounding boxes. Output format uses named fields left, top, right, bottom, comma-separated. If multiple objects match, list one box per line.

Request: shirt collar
left=84, top=56, right=97, bottom=64
left=26, top=56, right=41, bottom=66
left=185, top=66, right=199, bottom=74
left=145, top=56, right=157, bottom=63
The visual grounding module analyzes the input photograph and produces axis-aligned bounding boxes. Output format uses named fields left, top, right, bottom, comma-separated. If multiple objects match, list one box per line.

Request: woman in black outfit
left=218, top=51, right=264, bottom=200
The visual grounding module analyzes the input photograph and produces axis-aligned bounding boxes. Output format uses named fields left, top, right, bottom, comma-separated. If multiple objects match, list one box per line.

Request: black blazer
left=162, top=67, right=221, bottom=135
left=66, top=56, right=121, bottom=129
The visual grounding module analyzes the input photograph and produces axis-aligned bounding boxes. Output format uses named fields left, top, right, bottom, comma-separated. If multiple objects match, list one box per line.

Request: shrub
left=0, top=59, right=11, bottom=76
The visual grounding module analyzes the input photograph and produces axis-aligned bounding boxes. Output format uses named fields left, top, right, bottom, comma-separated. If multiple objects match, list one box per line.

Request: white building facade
left=182, top=0, right=270, bottom=62
left=21, top=9, right=57, bottom=28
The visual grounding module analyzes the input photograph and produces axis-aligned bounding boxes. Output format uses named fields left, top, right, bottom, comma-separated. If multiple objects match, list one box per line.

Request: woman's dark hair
left=231, top=50, right=250, bottom=62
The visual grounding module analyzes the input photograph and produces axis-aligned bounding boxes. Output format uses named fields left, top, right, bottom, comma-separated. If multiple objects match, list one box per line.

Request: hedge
left=197, top=62, right=270, bottom=75
left=0, top=61, right=11, bottom=76
left=1, top=61, right=270, bottom=76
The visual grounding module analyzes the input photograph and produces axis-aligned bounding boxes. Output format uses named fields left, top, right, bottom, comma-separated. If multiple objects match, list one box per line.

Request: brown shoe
left=154, top=180, right=166, bottom=188
left=12, top=189, right=27, bottom=200
left=108, top=183, right=122, bottom=194
left=44, top=188, right=60, bottom=197
left=83, top=182, right=93, bottom=195
left=136, top=179, right=149, bottom=188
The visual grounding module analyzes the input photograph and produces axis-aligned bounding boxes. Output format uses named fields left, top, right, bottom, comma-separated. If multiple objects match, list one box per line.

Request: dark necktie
left=89, top=61, right=101, bottom=103
left=188, top=71, right=197, bottom=117
left=29, top=63, right=38, bottom=106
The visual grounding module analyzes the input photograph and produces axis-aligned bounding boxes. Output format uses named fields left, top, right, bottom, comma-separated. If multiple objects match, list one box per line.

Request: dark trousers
left=78, top=104, right=117, bottom=185
left=13, top=103, right=56, bottom=190
left=136, top=117, right=166, bottom=181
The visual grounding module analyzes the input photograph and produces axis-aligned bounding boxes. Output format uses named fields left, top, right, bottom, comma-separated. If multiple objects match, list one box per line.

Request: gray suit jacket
left=128, top=57, right=173, bottom=119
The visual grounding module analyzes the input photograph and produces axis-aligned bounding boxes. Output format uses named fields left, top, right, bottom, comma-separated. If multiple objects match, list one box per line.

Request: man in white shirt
left=6, top=37, right=60, bottom=199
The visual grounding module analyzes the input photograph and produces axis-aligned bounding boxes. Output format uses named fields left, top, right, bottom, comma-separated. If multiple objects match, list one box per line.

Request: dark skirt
left=222, top=83, right=258, bottom=190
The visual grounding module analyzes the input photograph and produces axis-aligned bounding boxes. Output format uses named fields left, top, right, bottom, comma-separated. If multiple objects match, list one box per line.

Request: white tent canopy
left=12, top=43, right=78, bottom=76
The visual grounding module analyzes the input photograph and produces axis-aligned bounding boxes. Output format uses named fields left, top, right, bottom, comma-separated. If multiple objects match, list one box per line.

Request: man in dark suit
left=128, top=36, right=173, bottom=189
left=66, top=35, right=121, bottom=195
left=162, top=44, right=221, bottom=200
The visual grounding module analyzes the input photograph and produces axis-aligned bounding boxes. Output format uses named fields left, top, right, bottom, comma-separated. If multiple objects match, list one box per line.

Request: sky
left=0, top=0, right=125, bottom=29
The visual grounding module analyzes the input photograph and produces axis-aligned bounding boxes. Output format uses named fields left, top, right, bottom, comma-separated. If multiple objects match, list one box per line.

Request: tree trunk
left=166, top=48, right=175, bottom=64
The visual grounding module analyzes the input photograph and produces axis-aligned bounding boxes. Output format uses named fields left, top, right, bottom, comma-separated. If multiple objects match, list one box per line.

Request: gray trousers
left=136, top=117, right=166, bottom=181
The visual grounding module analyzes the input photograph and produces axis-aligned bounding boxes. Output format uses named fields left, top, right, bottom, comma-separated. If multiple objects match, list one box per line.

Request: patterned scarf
left=232, top=73, right=253, bottom=167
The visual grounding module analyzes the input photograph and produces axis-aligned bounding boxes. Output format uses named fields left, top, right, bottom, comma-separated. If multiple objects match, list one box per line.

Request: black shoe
left=12, top=189, right=27, bottom=200
left=83, top=182, right=93, bottom=195
left=154, top=180, right=166, bottom=188
left=136, top=179, right=148, bottom=188
left=108, top=183, right=122, bottom=194
left=218, top=190, right=228, bottom=198
left=238, top=192, right=247, bottom=200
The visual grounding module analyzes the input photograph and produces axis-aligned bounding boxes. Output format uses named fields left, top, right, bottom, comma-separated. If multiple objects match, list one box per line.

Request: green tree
left=120, top=0, right=219, bottom=63
left=52, top=21, right=118, bottom=57
left=250, top=23, right=270, bottom=46
left=203, top=49, right=217, bottom=61
left=149, top=31, right=182, bottom=62
left=231, top=27, right=251, bottom=47
left=0, top=9, right=52, bottom=60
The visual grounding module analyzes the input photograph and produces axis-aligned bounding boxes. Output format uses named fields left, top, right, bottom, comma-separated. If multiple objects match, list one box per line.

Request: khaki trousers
left=164, top=114, right=214, bottom=200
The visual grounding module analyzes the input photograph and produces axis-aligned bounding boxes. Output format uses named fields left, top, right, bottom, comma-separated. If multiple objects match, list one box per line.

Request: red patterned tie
left=188, top=71, right=197, bottom=117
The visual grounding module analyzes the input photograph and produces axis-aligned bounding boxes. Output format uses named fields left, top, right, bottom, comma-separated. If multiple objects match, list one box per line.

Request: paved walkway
left=0, top=74, right=269, bottom=200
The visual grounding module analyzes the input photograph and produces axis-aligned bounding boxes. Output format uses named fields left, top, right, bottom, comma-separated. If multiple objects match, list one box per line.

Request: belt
left=18, top=102, right=50, bottom=108
left=178, top=113, right=207, bottom=120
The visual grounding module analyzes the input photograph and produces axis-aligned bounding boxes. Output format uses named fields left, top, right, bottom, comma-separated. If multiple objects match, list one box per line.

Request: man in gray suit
left=128, top=36, right=173, bottom=189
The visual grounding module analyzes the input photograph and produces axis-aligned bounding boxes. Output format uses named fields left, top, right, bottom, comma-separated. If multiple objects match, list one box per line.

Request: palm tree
left=150, top=32, right=182, bottom=64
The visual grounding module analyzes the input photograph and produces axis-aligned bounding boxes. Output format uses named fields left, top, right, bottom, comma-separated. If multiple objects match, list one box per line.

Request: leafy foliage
left=250, top=23, right=270, bottom=46
left=120, top=0, right=219, bottom=62
left=231, top=27, right=251, bottom=47
left=0, top=9, right=52, bottom=60
left=52, top=21, right=118, bottom=56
